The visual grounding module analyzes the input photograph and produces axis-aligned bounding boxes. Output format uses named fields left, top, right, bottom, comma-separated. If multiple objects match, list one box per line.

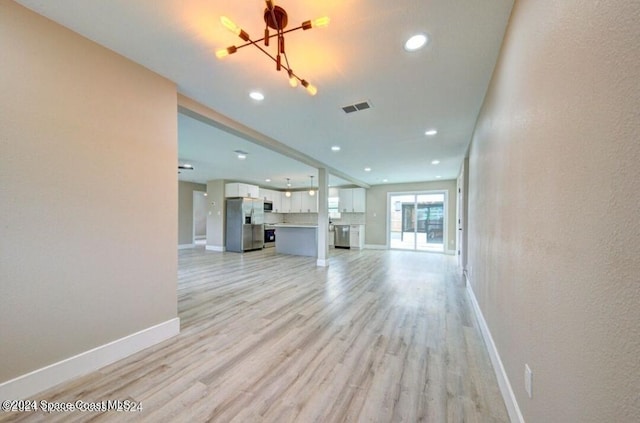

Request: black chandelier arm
left=236, top=37, right=304, bottom=83
left=233, top=24, right=307, bottom=50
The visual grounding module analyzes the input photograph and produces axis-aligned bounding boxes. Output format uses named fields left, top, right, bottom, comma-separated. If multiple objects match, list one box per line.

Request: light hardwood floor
left=2, top=248, right=508, bottom=422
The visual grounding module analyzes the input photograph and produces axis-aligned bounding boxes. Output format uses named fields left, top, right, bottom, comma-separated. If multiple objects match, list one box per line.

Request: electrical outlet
left=524, top=364, right=533, bottom=398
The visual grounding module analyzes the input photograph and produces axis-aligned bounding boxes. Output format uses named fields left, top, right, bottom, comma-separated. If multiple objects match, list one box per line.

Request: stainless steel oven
left=264, top=227, right=276, bottom=248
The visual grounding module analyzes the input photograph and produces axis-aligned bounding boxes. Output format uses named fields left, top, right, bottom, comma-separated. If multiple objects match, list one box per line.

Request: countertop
left=272, top=224, right=318, bottom=228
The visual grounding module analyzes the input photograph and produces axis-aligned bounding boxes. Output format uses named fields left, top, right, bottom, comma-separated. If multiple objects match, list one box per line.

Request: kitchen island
left=274, top=224, right=318, bottom=257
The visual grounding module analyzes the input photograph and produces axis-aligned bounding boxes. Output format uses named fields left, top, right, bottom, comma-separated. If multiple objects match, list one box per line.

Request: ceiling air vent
left=342, top=100, right=372, bottom=114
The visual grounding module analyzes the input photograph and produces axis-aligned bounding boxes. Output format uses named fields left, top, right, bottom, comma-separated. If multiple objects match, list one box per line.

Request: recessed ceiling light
left=331, top=146, right=341, bottom=151
left=234, top=149, right=248, bottom=160
left=436, top=175, right=442, bottom=179
left=404, top=33, right=428, bottom=52
left=383, top=179, right=388, bottom=183
left=425, top=129, right=438, bottom=136
left=364, top=167, right=372, bottom=172
left=249, top=91, right=264, bottom=101
left=431, top=159, right=440, bottom=165
left=265, top=178, right=271, bottom=182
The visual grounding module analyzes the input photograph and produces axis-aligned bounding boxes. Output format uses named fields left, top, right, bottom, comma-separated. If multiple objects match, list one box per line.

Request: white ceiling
left=16, top=0, right=514, bottom=190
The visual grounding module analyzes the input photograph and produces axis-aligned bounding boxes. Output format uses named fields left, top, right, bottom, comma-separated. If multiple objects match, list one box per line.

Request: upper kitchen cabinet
left=225, top=182, right=259, bottom=198
left=271, top=191, right=282, bottom=212
left=301, top=192, right=318, bottom=213
left=338, top=188, right=366, bottom=213
left=280, top=192, right=292, bottom=213
left=259, top=188, right=271, bottom=201
left=290, top=191, right=303, bottom=213
left=258, top=188, right=283, bottom=212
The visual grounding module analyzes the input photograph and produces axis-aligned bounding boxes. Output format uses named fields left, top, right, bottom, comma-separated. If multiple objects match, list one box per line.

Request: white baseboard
left=364, top=244, right=387, bottom=250
left=465, top=276, right=524, bottom=423
left=178, top=244, right=195, bottom=250
left=206, top=245, right=224, bottom=252
left=0, top=318, right=180, bottom=400
left=316, top=258, right=330, bottom=267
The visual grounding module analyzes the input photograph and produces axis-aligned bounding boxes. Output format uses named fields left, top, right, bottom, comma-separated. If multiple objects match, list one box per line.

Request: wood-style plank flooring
left=1, top=248, right=508, bottom=422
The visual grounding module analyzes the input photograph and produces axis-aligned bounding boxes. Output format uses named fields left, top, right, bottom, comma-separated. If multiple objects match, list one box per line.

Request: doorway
left=193, top=191, right=207, bottom=245
left=389, top=192, right=446, bottom=252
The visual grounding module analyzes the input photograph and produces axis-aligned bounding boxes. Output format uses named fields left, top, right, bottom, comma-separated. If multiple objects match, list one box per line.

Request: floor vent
left=342, top=100, right=372, bottom=114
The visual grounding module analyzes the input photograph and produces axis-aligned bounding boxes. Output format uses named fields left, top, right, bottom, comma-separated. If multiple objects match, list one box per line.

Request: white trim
left=316, top=258, right=330, bottom=267
left=465, top=276, right=524, bottom=423
left=0, top=318, right=180, bottom=400
left=445, top=249, right=456, bottom=255
left=178, top=244, right=195, bottom=250
left=206, top=245, right=225, bottom=252
left=364, top=244, right=387, bottom=250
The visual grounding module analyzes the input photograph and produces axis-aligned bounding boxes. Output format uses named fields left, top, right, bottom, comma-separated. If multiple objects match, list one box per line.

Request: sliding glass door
left=389, top=192, right=445, bottom=252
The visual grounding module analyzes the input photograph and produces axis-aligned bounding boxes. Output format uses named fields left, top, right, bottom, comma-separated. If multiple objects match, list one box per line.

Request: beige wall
left=178, top=181, right=206, bottom=245
left=0, top=1, right=178, bottom=383
left=467, top=0, right=640, bottom=421
left=365, top=180, right=457, bottom=251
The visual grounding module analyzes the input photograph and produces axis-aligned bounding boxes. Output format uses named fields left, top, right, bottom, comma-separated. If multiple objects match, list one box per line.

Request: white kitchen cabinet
left=338, top=188, right=366, bottom=213
left=349, top=224, right=365, bottom=249
left=226, top=182, right=259, bottom=198
left=259, top=188, right=271, bottom=201
left=258, top=188, right=283, bottom=212
left=300, top=192, right=318, bottom=213
left=280, top=192, right=292, bottom=213
left=352, top=188, right=366, bottom=212
left=271, top=191, right=282, bottom=212
left=290, top=191, right=303, bottom=213
left=338, top=189, right=353, bottom=213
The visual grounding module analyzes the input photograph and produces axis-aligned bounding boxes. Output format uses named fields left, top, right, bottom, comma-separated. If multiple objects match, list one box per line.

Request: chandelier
left=216, top=1, right=329, bottom=96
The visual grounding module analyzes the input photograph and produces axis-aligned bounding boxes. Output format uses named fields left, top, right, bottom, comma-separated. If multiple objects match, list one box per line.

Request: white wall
left=467, top=0, right=640, bottom=421
left=0, top=1, right=178, bottom=390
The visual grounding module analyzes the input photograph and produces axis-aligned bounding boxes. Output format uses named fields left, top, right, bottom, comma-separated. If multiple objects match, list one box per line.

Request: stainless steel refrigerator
left=225, top=197, right=264, bottom=252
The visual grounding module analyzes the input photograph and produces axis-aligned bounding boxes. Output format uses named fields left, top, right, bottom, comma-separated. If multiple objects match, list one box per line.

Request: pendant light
left=285, top=178, right=292, bottom=197
left=308, top=175, right=315, bottom=196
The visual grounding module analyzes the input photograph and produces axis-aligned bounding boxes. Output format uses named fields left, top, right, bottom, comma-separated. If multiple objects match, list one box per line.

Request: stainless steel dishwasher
left=334, top=224, right=350, bottom=248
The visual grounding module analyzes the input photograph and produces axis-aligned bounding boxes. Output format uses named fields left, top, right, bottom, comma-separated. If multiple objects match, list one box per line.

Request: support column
left=316, top=168, right=329, bottom=267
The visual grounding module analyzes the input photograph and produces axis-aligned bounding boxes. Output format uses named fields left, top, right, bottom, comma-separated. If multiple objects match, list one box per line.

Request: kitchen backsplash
left=332, top=213, right=366, bottom=224
left=266, top=212, right=366, bottom=225
left=283, top=213, right=318, bottom=224
left=264, top=213, right=285, bottom=224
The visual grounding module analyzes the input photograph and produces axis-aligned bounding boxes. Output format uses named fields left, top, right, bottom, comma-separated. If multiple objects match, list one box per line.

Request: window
left=328, top=196, right=341, bottom=219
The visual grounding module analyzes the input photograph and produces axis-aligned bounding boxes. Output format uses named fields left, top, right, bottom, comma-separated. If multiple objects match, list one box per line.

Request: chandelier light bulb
left=220, top=16, right=241, bottom=36
left=216, top=46, right=237, bottom=59
left=312, top=17, right=330, bottom=28
left=301, top=80, right=317, bottom=96
left=288, top=70, right=298, bottom=87
left=303, top=16, right=330, bottom=30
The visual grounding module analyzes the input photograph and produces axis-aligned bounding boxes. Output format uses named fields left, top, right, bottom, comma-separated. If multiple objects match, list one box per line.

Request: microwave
left=264, top=201, right=273, bottom=212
